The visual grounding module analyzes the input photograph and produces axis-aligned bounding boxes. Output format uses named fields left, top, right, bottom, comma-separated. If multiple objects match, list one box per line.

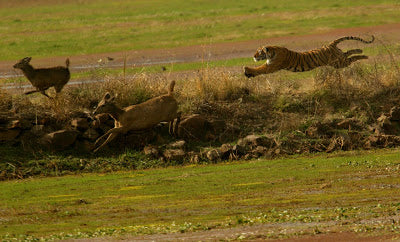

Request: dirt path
left=1, top=23, right=400, bottom=79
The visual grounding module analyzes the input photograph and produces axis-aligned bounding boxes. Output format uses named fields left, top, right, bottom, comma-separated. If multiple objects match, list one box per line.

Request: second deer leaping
left=92, top=80, right=181, bottom=153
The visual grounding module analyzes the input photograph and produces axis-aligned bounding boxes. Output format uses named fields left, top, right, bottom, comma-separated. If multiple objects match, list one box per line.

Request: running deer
left=92, top=81, right=181, bottom=152
left=13, top=57, right=70, bottom=98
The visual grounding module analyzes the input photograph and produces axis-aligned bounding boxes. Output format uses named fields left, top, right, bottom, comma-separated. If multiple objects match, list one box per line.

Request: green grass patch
left=1, top=149, right=400, bottom=239
left=0, top=0, right=399, bottom=61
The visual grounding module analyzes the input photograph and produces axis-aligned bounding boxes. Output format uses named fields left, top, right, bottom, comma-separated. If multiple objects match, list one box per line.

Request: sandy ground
left=1, top=22, right=400, bottom=79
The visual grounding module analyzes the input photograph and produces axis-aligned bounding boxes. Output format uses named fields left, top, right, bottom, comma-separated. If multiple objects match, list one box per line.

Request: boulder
left=114, top=130, right=156, bottom=150
left=163, top=149, right=185, bottom=161
left=206, top=149, right=220, bottom=162
left=305, top=121, right=334, bottom=137
left=377, top=114, right=391, bottom=128
left=209, top=120, right=226, bottom=134
left=177, top=114, right=211, bottom=140
left=305, top=125, right=319, bottom=137
left=243, top=153, right=253, bottom=160
left=325, top=134, right=351, bottom=153
left=377, top=114, right=400, bottom=135
left=82, top=128, right=100, bottom=140
left=7, top=119, right=32, bottom=130
left=37, top=116, right=53, bottom=126
left=167, top=140, right=186, bottom=150
left=143, top=145, right=160, bottom=158
left=188, top=152, right=200, bottom=163
left=390, top=106, right=400, bottom=121
left=252, top=146, right=268, bottom=157
left=0, top=129, right=21, bottom=141
left=220, top=143, right=233, bottom=159
left=177, top=115, right=228, bottom=141
left=364, top=134, right=400, bottom=149
left=74, top=140, right=95, bottom=152
left=232, top=143, right=247, bottom=156
left=30, top=125, right=49, bottom=137
left=237, top=134, right=275, bottom=149
left=71, top=118, right=89, bottom=131
left=336, top=118, right=364, bottom=130
left=0, top=116, right=9, bottom=125
left=40, top=130, right=79, bottom=150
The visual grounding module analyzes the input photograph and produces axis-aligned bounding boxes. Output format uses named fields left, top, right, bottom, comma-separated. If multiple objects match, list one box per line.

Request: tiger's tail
left=330, top=35, right=375, bottom=46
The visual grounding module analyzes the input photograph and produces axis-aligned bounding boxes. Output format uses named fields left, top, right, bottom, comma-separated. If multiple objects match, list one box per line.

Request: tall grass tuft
left=181, top=68, right=251, bottom=102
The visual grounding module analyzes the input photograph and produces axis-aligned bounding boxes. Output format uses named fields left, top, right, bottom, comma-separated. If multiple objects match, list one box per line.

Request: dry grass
left=1, top=53, right=400, bottom=138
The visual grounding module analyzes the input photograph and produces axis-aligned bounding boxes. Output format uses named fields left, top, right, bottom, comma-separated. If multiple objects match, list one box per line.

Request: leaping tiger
left=244, top=35, right=375, bottom=78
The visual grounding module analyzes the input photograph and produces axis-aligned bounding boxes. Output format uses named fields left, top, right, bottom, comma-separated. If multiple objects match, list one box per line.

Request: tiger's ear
left=263, top=47, right=269, bottom=53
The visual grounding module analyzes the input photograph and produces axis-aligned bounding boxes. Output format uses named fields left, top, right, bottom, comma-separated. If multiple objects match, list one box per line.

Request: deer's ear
left=103, top=92, right=111, bottom=100
left=23, top=57, right=32, bottom=63
left=104, top=93, right=115, bottom=103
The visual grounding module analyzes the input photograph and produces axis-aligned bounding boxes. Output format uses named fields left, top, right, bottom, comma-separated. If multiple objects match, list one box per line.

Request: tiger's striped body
left=244, top=36, right=374, bottom=78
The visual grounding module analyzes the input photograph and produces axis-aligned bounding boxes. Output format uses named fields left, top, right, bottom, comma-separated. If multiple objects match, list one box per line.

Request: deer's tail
left=168, top=81, right=175, bottom=95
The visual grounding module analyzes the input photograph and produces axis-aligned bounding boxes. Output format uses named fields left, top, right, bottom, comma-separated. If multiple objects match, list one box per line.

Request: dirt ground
left=1, top=23, right=400, bottom=78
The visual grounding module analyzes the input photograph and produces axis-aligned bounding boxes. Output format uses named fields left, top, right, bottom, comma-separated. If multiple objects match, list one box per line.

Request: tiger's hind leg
left=332, top=54, right=368, bottom=69
left=341, top=55, right=368, bottom=68
left=343, top=49, right=363, bottom=58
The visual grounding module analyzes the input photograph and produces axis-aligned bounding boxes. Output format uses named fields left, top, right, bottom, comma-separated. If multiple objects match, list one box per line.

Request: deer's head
left=93, top=92, right=117, bottom=115
left=13, top=57, right=32, bottom=69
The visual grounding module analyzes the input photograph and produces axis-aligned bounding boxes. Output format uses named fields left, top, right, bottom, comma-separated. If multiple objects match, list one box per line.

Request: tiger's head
left=253, top=46, right=277, bottom=64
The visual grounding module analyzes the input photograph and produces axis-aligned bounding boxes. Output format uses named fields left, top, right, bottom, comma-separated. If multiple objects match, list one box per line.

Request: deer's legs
left=40, top=91, right=52, bottom=99
left=24, top=90, right=40, bottom=95
left=93, top=127, right=126, bottom=153
left=169, top=112, right=182, bottom=136
left=24, top=89, right=51, bottom=99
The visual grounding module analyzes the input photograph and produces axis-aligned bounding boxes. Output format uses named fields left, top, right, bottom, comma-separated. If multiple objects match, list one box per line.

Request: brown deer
left=92, top=81, right=181, bottom=152
left=13, top=57, right=70, bottom=98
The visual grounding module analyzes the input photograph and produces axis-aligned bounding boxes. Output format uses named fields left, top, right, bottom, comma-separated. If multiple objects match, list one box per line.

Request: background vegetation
left=0, top=0, right=399, bottom=60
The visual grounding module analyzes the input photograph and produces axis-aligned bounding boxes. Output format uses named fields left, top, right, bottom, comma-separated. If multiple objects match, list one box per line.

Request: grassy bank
left=0, top=0, right=399, bottom=60
left=1, top=52, right=400, bottom=180
left=1, top=149, right=400, bottom=240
